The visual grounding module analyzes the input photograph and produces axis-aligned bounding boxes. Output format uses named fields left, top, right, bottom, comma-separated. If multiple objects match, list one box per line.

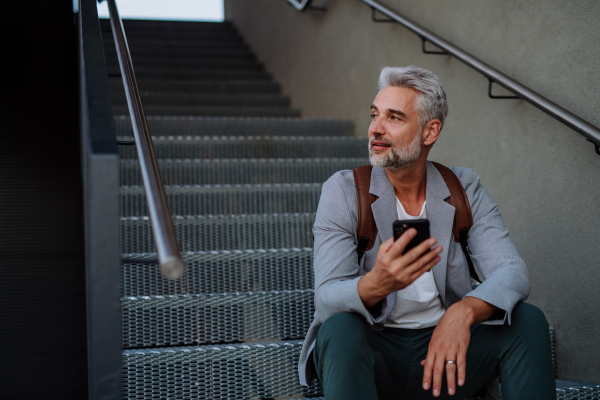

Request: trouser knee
left=316, top=312, right=371, bottom=354
left=511, top=302, right=549, bottom=334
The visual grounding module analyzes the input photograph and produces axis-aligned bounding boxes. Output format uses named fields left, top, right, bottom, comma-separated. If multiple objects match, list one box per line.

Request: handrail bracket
left=586, top=139, right=600, bottom=155
left=371, top=7, right=395, bottom=22
left=488, top=79, right=520, bottom=100
left=421, top=37, right=448, bottom=55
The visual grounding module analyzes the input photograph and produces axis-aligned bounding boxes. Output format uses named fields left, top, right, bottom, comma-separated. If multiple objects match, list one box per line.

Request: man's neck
left=385, top=160, right=428, bottom=217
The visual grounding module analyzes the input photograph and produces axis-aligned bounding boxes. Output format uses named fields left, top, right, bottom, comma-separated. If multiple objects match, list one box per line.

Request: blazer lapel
left=369, top=167, right=398, bottom=316
left=370, top=167, right=397, bottom=244
left=425, top=161, right=454, bottom=306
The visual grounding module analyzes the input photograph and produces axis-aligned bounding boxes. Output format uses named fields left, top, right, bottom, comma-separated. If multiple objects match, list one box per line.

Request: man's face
left=368, top=86, right=424, bottom=170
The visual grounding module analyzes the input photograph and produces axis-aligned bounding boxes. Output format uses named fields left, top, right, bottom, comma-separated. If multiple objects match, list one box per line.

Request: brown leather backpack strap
left=432, top=161, right=480, bottom=282
left=432, top=162, right=473, bottom=242
left=353, top=165, right=378, bottom=261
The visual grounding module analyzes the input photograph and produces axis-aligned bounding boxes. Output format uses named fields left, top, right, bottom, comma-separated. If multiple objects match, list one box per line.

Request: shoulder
left=446, top=166, right=497, bottom=219
left=446, top=166, right=480, bottom=189
left=316, top=169, right=358, bottom=225
left=321, top=169, right=357, bottom=201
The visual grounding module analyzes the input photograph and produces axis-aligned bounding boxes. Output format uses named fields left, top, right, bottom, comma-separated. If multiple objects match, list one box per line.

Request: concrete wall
left=225, top=0, right=600, bottom=383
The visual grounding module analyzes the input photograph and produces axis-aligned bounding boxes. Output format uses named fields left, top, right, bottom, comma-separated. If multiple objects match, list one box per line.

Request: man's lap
left=313, top=303, right=555, bottom=400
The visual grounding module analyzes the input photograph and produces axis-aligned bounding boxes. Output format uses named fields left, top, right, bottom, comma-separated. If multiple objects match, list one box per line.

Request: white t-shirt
left=383, top=198, right=446, bottom=329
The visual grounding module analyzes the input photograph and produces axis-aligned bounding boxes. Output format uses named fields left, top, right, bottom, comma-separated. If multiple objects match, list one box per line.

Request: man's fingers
left=446, top=361, right=457, bottom=395
left=405, top=246, right=442, bottom=277
left=457, top=352, right=467, bottom=387
left=387, top=228, right=417, bottom=257
left=432, top=356, right=445, bottom=397
left=379, top=236, right=395, bottom=253
left=422, top=353, right=435, bottom=391
left=402, top=237, right=438, bottom=265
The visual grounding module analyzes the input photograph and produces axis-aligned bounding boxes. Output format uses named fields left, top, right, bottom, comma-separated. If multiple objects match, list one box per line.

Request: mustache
left=369, top=134, right=394, bottom=147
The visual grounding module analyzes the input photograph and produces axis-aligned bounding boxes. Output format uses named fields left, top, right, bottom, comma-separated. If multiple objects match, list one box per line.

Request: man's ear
left=422, top=119, right=441, bottom=146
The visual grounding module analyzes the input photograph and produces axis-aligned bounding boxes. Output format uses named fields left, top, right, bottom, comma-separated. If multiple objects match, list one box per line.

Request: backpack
left=353, top=162, right=481, bottom=283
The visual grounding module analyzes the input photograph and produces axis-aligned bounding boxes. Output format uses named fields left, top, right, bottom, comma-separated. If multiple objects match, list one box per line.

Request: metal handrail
left=106, top=0, right=185, bottom=280
left=291, top=0, right=600, bottom=154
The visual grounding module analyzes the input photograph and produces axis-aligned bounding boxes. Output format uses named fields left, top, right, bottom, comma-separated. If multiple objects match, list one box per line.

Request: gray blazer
left=298, top=161, right=530, bottom=386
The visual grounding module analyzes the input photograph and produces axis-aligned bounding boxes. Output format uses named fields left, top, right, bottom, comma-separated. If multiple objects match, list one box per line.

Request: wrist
left=449, top=299, right=477, bottom=326
left=358, top=272, right=388, bottom=309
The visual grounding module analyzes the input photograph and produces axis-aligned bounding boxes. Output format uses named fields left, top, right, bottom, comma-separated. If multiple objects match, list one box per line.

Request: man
left=298, top=66, right=556, bottom=399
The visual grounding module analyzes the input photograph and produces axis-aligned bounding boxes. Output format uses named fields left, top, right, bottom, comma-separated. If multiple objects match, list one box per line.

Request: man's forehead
left=373, top=86, right=418, bottom=105
left=372, top=87, right=418, bottom=115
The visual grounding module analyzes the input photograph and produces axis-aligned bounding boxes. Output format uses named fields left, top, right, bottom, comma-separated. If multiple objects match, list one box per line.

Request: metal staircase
left=101, top=18, right=365, bottom=399
left=99, top=18, right=600, bottom=400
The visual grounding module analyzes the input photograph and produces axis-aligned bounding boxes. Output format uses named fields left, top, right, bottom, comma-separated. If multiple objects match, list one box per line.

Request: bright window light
left=96, top=0, right=224, bottom=22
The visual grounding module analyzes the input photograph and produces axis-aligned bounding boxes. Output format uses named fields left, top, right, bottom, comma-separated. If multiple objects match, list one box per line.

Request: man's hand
left=421, top=297, right=500, bottom=397
left=357, top=228, right=442, bottom=309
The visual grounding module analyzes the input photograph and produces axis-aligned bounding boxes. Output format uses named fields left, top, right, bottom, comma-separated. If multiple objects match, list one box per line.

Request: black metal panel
left=79, top=0, right=122, bottom=399
left=0, top=1, right=88, bottom=399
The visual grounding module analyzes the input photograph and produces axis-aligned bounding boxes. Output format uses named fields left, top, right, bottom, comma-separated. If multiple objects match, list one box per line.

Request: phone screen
left=393, top=219, right=431, bottom=254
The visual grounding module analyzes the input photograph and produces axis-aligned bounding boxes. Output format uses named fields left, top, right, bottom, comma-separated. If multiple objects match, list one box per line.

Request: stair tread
left=113, top=105, right=300, bottom=117
left=121, top=182, right=322, bottom=217
left=117, top=135, right=367, bottom=160
left=121, top=213, right=317, bottom=253
left=120, top=157, right=368, bottom=186
left=111, top=92, right=290, bottom=107
left=115, top=116, right=354, bottom=136
left=122, top=340, right=323, bottom=399
left=121, top=248, right=314, bottom=296
left=110, top=79, right=279, bottom=94
left=122, top=290, right=314, bottom=347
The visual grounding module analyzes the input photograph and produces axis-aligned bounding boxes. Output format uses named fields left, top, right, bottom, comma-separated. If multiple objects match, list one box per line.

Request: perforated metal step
left=105, top=44, right=251, bottom=60
left=110, top=78, right=278, bottom=94
left=122, top=341, right=323, bottom=400
left=121, top=248, right=313, bottom=296
left=126, top=68, right=271, bottom=81
left=106, top=56, right=263, bottom=70
left=105, top=37, right=247, bottom=49
left=122, top=289, right=314, bottom=348
left=114, top=116, right=354, bottom=137
left=100, top=18, right=239, bottom=31
left=113, top=104, right=299, bottom=117
left=556, top=386, right=600, bottom=400
left=121, top=183, right=321, bottom=217
left=118, top=136, right=367, bottom=160
left=120, top=157, right=368, bottom=186
left=111, top=93, right=289, bottom=108
left=104, top=29, right=242, bottom=41
left=121, top=213, right=315, bottom=253
left=113, top=105, right=300, bottom=118
left=106, top=50, right=256, bottom=63
left=105, top=47, right=255, bottom=59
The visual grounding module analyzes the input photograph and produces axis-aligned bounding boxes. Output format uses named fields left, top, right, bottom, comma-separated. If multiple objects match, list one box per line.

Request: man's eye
left=391, top=115, right=400, bottom=120
left=370, top=114, right=377, bottom=119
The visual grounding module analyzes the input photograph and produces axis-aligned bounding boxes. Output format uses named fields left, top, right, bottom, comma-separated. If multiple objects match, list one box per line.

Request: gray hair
left=377, top=66, right=448, bottom=130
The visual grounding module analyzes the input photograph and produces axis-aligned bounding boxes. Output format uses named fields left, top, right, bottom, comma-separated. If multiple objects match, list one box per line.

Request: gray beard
left=368, top=132, right=423, bottom=171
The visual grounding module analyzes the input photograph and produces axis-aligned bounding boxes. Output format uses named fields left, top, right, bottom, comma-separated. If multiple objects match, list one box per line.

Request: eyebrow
left=371, top=104, right=408, bottom=119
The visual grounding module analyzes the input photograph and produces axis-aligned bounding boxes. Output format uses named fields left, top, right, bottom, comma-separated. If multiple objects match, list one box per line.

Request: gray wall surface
left=225, top=0, right=600, bottom=383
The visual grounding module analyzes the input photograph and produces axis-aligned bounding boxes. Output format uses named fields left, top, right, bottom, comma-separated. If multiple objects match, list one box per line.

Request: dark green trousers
left=313, top=303, right=556, bottom=400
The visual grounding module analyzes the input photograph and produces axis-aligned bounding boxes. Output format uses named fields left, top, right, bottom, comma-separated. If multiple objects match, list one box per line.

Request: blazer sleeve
left=456, top=168, right=530, bottom=325
left=312, top=171, right=389, bottom=326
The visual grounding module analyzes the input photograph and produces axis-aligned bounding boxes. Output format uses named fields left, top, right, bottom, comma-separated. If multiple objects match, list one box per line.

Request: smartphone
left=393, top=219, right=431, bottom=255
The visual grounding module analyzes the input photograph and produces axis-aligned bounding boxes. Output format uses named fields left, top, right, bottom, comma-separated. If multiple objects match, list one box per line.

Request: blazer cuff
left=463, top=282, right=524, bottom=325
left=316, top=276, right=389, bottom=326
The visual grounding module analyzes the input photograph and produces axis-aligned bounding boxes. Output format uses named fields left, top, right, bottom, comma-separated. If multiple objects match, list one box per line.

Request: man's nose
left=369, top=117, right=386, bottom=136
